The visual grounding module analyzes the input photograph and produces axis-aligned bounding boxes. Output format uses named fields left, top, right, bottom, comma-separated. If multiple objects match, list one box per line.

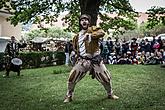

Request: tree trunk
left=79, top=0, right=100, bottom=26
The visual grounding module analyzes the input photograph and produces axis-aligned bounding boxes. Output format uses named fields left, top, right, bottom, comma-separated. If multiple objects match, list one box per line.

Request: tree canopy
left=25, top=27, right=72, bottom=40
left=0, top=0, right=138, bottom=34
left=146, top=6, right=165, bottom=29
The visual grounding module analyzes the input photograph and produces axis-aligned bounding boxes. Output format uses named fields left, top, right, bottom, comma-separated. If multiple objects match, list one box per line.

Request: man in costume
left=3, top=36, right=24, bottom=77
left=64, top=14, right=119, bottom=103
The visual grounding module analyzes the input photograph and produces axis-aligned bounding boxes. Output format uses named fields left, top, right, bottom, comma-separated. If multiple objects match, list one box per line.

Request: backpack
left=153, top=42, right=160, bottom=49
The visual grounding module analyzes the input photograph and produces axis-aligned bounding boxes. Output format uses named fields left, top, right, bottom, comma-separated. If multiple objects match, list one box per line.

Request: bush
left=0, top=51, right=65, bottom=70
left=0, top=52, right=5, bottom=71
left=19, top=51, right=65, bottom=69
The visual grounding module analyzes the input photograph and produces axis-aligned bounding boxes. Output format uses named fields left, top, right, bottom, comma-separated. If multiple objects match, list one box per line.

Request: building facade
left=0, top=10, right=22, bottom=40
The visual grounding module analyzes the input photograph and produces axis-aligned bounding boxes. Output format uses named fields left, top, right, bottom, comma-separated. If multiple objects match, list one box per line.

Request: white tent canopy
left=31, top=37, right=52, bottom=43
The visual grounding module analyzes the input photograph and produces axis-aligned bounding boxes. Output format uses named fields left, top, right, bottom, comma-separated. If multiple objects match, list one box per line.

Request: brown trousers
left=65, top=57, right=113, bottom=97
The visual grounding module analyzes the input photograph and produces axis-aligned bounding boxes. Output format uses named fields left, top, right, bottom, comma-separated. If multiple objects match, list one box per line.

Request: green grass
left=0, top=65, right=165, bottom=110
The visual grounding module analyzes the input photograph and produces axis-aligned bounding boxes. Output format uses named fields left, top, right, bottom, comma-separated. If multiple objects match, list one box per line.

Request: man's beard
left=81, top=24, right=89, bottom=30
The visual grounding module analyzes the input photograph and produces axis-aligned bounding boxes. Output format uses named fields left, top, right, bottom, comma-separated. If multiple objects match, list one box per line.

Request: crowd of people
left=100, top=36, right=165, bottom=65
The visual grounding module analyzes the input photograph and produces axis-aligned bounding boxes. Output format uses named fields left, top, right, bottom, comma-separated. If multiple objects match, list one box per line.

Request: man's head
left=11, top=36, right=16, bottom=43
left=79, top=14, right=91, bottom=30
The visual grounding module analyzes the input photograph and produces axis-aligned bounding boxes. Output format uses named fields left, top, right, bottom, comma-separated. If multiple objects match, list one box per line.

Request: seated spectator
left=145, top=53, right=158, bottom=65
left=117, top=54, right=127, bottom=64
left=155, top=51, right=163, bottom=64
left=127, top=51, right=131, bottom=55
left=106, top=37, right=114, bottom=53
left=145, top=52, right=150, bottom=59
left=144, top=39, right=151, bottom=53
left=112, top=56, right=118, bottom=64
left=161, top=40, right=165, bottom=64
left=151, top=35, right=157, bottom=52
left=108, top=53, right=115, bottom=64
left=117, top=53, right=132, bottom=64
left=157, top=36, right=163, bottom=50
left=139, top=39, right=146, bottom=52
left=163, top=49, right=165, bottom=64
left=153, top=41, right=160, bottom=50
left=131, top=38, right=138, bottom=57
left=132, top=58, right=138, bottom=65
left=115, top=38, right=121, bottom=55
left=136, top=52, right=141, bottom=64
left=127, top=51, right=133, bottom=64
left=140, top=51, right=146, bottom=64
left=121, top=41, right=129, bottom=55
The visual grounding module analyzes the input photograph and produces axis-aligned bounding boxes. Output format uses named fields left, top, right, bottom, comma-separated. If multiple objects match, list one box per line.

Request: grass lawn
left=0, top=65, right=165, bottom=110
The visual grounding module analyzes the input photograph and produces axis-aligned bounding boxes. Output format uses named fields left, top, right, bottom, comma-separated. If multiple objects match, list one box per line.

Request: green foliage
left=137, top=22, right=165, bottom=37
left=0, top=65, right=165, bottom=110
left=0, top=52, right=4, bottom=61
left=99, top=0, right=138, bottom=35
left=25, top=29, right=46, bottom=40
left=100, top=0, right=134, bottom=13
left=0, top=52, right=5, bottom=71
left=147, top=24, right=165, bottom=36
left=138, top=22, right=148, bottom=33
left=25, top=27, right=72, bottom=40
left=1, top=0, right=137, bottom=34
left=146, top=6, right=165, bottom=29
left=99, top=13, right=138, bottom=36
left=0, top=0, right=10, bottom=10
left=46, top=27, right=72, bottom=38
left=62, top=0, right=80, bottom=33
left=6, top=0, right=65, bottom=26
left=122, top=21, right=165, bottom=39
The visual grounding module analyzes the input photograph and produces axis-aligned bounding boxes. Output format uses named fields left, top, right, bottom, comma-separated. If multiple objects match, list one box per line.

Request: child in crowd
left=140, top=51, right=146, bottom=64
